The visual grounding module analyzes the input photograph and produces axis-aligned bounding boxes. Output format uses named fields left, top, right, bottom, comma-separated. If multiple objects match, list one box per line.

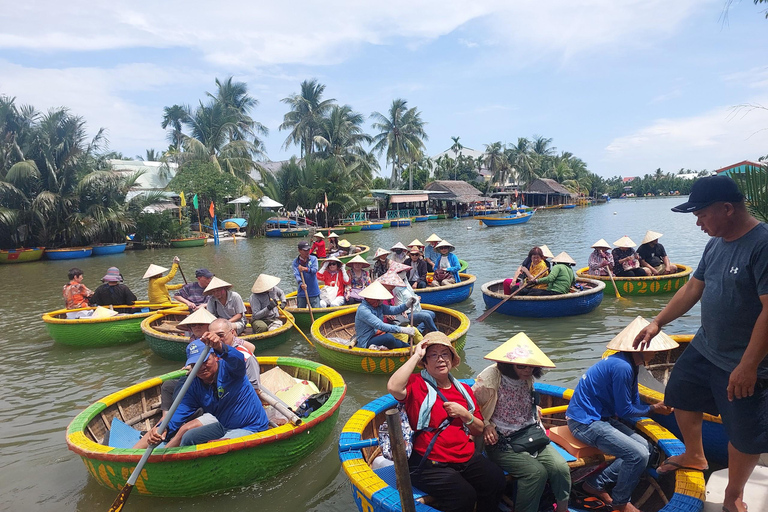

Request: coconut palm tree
left=161, top=104, right=188, bottom=151
left=280, top=79, right=336, bottom=158
left=370, top=98, right=428, bottom=188
left=483, top=142, right=507, bottom=185
left=507, top=137, right=537, bottom=191
left=313, top=104, right=373, bottom=168
left=450, top=136, right=463, bottom=158
left=207, top=76, right=268, bottom=155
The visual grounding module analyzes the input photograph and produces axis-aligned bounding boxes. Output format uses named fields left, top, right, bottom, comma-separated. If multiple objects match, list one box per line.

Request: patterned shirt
left=63, top=281, right=92, bottom=309
left=490, top=375, right=536, bottom=436
left=174, top=282, right=209, bottom=306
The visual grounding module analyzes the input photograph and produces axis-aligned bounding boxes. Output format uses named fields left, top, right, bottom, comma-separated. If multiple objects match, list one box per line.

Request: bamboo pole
left=386, top=408, right=417, bottom=512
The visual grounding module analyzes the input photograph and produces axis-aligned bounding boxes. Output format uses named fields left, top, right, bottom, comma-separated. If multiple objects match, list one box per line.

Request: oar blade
left=108, top=483, right=133, bottom=512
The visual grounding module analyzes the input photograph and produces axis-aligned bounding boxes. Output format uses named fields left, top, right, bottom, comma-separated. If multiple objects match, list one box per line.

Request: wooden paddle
left=277, top=304, right=314, bottom=347
left=408, top=307, right=415, bottom=355
left=300, top=273, right=315, bottom=323
left=606, top=268, right=625, bottom=300
left=108, top=344, right=211, bottom=512
left=177, top=261, right=188, bottom=284
left=476, top=269, right=548, bottom=322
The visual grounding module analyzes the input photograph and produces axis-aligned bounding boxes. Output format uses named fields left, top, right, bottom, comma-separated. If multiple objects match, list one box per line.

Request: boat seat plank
left=373, top=465, right=429, bottom=500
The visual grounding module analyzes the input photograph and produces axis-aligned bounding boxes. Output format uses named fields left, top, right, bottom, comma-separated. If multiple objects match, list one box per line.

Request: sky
left=1, top=0, right=768, bottom=179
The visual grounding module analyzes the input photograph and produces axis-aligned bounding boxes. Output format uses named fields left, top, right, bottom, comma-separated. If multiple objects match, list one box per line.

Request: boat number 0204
left=621, top=278, right=682, bottom=294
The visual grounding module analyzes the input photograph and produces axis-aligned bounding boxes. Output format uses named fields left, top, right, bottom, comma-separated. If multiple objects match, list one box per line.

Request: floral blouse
left=349, top=268, right=370, bottom=290
left=490, top=375, right=536, bottom=436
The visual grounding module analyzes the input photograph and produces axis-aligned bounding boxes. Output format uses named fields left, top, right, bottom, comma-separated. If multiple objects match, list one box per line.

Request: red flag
left=209, top=201, right=215, bottom=218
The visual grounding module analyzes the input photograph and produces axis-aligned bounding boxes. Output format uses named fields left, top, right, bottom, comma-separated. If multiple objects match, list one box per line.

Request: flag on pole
left=324, top=192, right=328, bottom=208
left=209, top=201, right=215, bottom=218
left=179, top=191, right=186, bottom=207
left=192, top=194, right=198, bottom=209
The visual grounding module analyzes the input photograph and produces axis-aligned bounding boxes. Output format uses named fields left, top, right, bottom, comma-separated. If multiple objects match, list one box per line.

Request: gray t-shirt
left=692, top=223, right=768, bottom=377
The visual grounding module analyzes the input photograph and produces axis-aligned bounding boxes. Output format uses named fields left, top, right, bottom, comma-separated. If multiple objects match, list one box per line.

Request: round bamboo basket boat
left=42, top=302, right=185, bottom=347
left=480, top=277, right=605, bottom=318
left=66, top=356, right=346, bottom=497
left=576, top=263, right=692, bottom=296
left=310, top=304, right=469, bottom=374
left=282, top=289, right=359, bottom=331
left=414, top=273, right=476, bottom=306
left=319, top=245, right=371, bottom=265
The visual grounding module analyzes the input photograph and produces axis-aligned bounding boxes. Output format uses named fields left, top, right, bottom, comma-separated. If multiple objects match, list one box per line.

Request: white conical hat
left=436, top=240, right=454, bottom=251
left=347, top=254, right=370, bottom=267
left=606, top=316, right=679, bottom=352
left=538, top=245, right=555, bottom=259
left=313, top=231, right=325, bottom=239
left=391, top=242, right=407, bottom=251
left=338, top=240, right=351, bottom=248
left=91, top=306, right=119, bottom=319
left=426, top=234, right=442, bottom=243
left=373, top=247, right=391, bottom=258
left=324, top=256, right=343, bottom=265
left=408, top=239, right=424, bottom=247
left=641, top=230, right=663, bottom=245
left=484, top=333, right=556, bottom=368
left=143, top=264, right=168, bottom=279
left=591, top=239, right=612, bottom=249
left=551, top=251, right=576, bottom=265
left=359, top=281, right=394, bottom=300
left=251, top=274, right=281, bottom=293
left=204, top=276, right=233, bottom=294
left=177, top=307, right=217, bottom=329
left=328, top=232, right=340, bottom=238
left=613, top=236, right=636, bottom=248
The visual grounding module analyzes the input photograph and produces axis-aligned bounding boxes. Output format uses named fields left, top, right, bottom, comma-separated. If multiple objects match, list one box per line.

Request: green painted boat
left=0, top=246, right=45, bottom=264
left=382, top=221, right=391, bottom=228
left=343, top=225, right=363, bottom=233
left=141, top=307, right=295, bottom=361
left=283, top=290, right=358, bottom=331
left=575, top=263, right=692, bottom=296
left=310, top=304, right=469, bottom=374
left=66, top=356, right=346, bottom=497
left=42, top=302, right=185, bottom=347
left=459, top=259, right=468, bottom=272
left=327, top=227, right=348, bottom=236
left=169, top=233, right=208, bottom=248
left=436, top=214, right=447, bottom=219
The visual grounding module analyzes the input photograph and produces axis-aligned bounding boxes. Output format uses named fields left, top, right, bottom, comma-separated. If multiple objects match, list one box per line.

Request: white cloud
left=603, top=100, right=768, bottom=174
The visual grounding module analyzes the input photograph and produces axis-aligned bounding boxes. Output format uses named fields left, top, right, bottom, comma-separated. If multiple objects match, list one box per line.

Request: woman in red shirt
left=310, top=232, right=327, bottom=258
left=387, top=332, right=506, bottom=512
left=316, top=257, right=349, bottom=307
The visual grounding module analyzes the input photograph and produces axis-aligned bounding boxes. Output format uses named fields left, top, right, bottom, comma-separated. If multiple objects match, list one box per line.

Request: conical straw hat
left=373, top=247, right=391, bottom=259
left=338, top=240, right=351, bottom=248
left=425, top=234, right=442, bottom=243
left=251, top=274, right=281, bottom=293
left=347, top=254, right=370, bottom=267
left=591, top=239, right=612, bottom=249
left=551, top=251, right=577, bottom=266
left=377, top=271, right=405, bottom=288
left=436, top=240, right=454, bottom=251
left=641, top=230, right=663, bottom=245
left=538, top=245, right=555, bottom=259
left=324, top=256, right=343, bottom=265
left=484, top=333, right=556, bottom=368
left=328, top=232, right=340, bottom=238
left=177, top=307, right=217, bottom=330
left=143, top=264, right=168, bottom=279
left=391, top=242, right=407, bottom=251
left=387, top=261, right=412, bottom=274
left=359, top=281, right=394, bottom=300
left=613, top=236, right=636, bottom=248
left=408, top=239, right=424, bottom=247
left=313, top=231, right=325, bottom=239
left=204, top=276, right=233, bottom=294
left=606, top=316, right=679, bottom=352
left=91, top=306, right=119, bottom=319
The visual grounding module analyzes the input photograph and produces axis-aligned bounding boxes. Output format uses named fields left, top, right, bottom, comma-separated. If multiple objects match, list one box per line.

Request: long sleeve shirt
left=566, top=352, right=651, bottom=425
left=91, top=283, right=137, bottom=307
left=249, top=287, right=287, bottom=321
left=292, top=255, right=320, bottom=297
left=166, top=344, right=269, bottom=437
left=588, top=250, right=614, bottom=276
left=354, top=300, right=409, bottom=348
left=535, top=263, right=575, bottom=294
left=148, top=263, right=183, bottom=303
left=310, top=240, right=327, bottom=258
left=317, top=264, right=350, bottom=297
left=434, top=253, right=461, bottom=282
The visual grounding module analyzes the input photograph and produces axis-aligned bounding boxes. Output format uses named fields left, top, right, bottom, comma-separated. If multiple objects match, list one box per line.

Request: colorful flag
left=192, top=194, right=198, bottom=209
left=179, top=191, right=186, bottom=207
left=209, top=201, right=215, bottom=218
left=324, top=192, right=328, bottom=208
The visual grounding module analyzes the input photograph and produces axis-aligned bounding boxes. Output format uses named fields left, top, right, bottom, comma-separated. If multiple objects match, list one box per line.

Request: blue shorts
left=665, top=344, right=768, bottom=454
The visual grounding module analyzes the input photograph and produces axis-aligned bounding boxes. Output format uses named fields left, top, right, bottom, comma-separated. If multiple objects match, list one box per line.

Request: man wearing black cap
left=174, top=268, right=213, bottom=311
left=635, top=175, right=768, bottom=512
left=292, top=241, right=321, bottom=308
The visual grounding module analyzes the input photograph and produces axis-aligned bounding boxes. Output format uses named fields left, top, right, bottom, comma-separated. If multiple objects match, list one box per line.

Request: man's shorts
left=665, top=344, right=768, bottom=454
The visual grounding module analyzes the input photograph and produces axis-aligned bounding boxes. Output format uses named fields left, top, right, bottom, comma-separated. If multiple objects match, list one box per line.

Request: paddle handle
left=606, top=268, right=623, bottom=299
left=177, top=262, right=188, bottom=285
left=300, top=273, right=315, bottom=323
left=476, top=268, right=548, bottom=322
left=278, top=305, right=314, bottom=347
left=259, top=387, right=302, bottom=426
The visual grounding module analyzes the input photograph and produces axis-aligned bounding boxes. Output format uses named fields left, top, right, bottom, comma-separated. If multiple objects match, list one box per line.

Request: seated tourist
left=378, top=266, right=437, bottom=334
left=387, top=332, right=506, bottom=512
left=587, top=239, right=614, bottom=277
left=371, top=248, right=391, bottom=280
left=144, top=256, right=183, bottom=303
left=473, top=333, right=570, bottom=512
left=637, top=231, right=676, bottom=275
left=354, top=281, right=416, bottom=349
left=424, top=234, right=442, bottom=272
left=429, top=240, right=461, bottom=287
left=174, top=268, right=213, bottom=311
left=317, top=256, right=349, bottom=307
left=63, top=267, right=94, bottom=315
left=407, top=238, right=425, bottom=254
left=612, top=236, right=650, bottom=277
left=249, top=274, right=287, bottom=333
left=404, top=247, right=428, bottom=289
left=389, top=242, right=408, bottom=264
left=326, top=232, right=340, bottom=253
left=90, top=267, right=136, bottom=307
left=525, top=251, right=577, bottom=296
left=503, top=246, right=549, bottom=295
left=144, top=337, right=269, bottom=448
left=208, top=319, right=259, bottom=385
left=205, top=277, right=247, bottom=335
left=345, top=255, right=371, bottom=303
left=336, top=239, right=353, bottom=257
left=176, top=307, right=217, bottom=342
left=310, top=232, right=327, bottom=258
left=566, top=317, right=676, bottom=512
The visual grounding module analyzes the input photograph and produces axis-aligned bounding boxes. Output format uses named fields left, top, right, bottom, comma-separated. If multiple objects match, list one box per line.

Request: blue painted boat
left=560, top=204, right=576, bottom=209
left=391, top=218, right=411, bottom=227
left=360, top=222, right=384, bottom=231
left=221, top=217, right=247, bottom=230
left=91, top=243, right=127, bottom=256
left=414, top=216, right=429, bottom=222
left=265, top=228, right=309, bottom=238
left=415, top=273, right=475, bottom=306
left=339, top=382, right=703, bottom=512
left=477, top=211, right=534, bottom=227
left=45, top=247, right=93, bottom=260
left=480, top=277, right=605, bottom=317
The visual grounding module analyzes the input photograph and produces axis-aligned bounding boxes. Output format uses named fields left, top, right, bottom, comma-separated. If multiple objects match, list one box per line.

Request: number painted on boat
left=623, top=282, right=634, bottom=293
left=355, top=489, right=376, bottom=512
left=637, top=281, right=648, bottom=294
left=649, top=281, right=660, bottom=293
left=663, top=280, right=672, bottom=292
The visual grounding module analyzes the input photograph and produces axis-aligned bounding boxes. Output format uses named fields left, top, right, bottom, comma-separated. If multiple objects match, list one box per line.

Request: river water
left=0, top=196, right=711, bottom=511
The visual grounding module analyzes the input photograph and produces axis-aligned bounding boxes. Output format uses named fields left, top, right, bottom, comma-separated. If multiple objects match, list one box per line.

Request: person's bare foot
left=614, top=502, right=641, bottom=512
left=582, top=482, right=612, bottom=505
left=722, top=498, right=748, bottom=512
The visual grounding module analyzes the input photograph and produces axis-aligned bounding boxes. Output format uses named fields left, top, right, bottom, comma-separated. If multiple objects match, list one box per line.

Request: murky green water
left=0, top=197, right=710, bottom=511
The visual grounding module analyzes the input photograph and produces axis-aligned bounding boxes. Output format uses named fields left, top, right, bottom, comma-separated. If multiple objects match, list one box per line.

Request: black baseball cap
left=195, top=268, right=214, bottom=279
left=298, top=241, right=311, bottom=250
left=671, top=175, right=744, bottom=213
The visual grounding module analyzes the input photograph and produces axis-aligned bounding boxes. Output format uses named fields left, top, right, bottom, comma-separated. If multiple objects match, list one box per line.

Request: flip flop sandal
left=657, top=457, right=709, bottom=475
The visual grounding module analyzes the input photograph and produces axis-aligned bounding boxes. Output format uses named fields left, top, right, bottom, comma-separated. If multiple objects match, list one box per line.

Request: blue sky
left=1, top=0, right=767, bottom=178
